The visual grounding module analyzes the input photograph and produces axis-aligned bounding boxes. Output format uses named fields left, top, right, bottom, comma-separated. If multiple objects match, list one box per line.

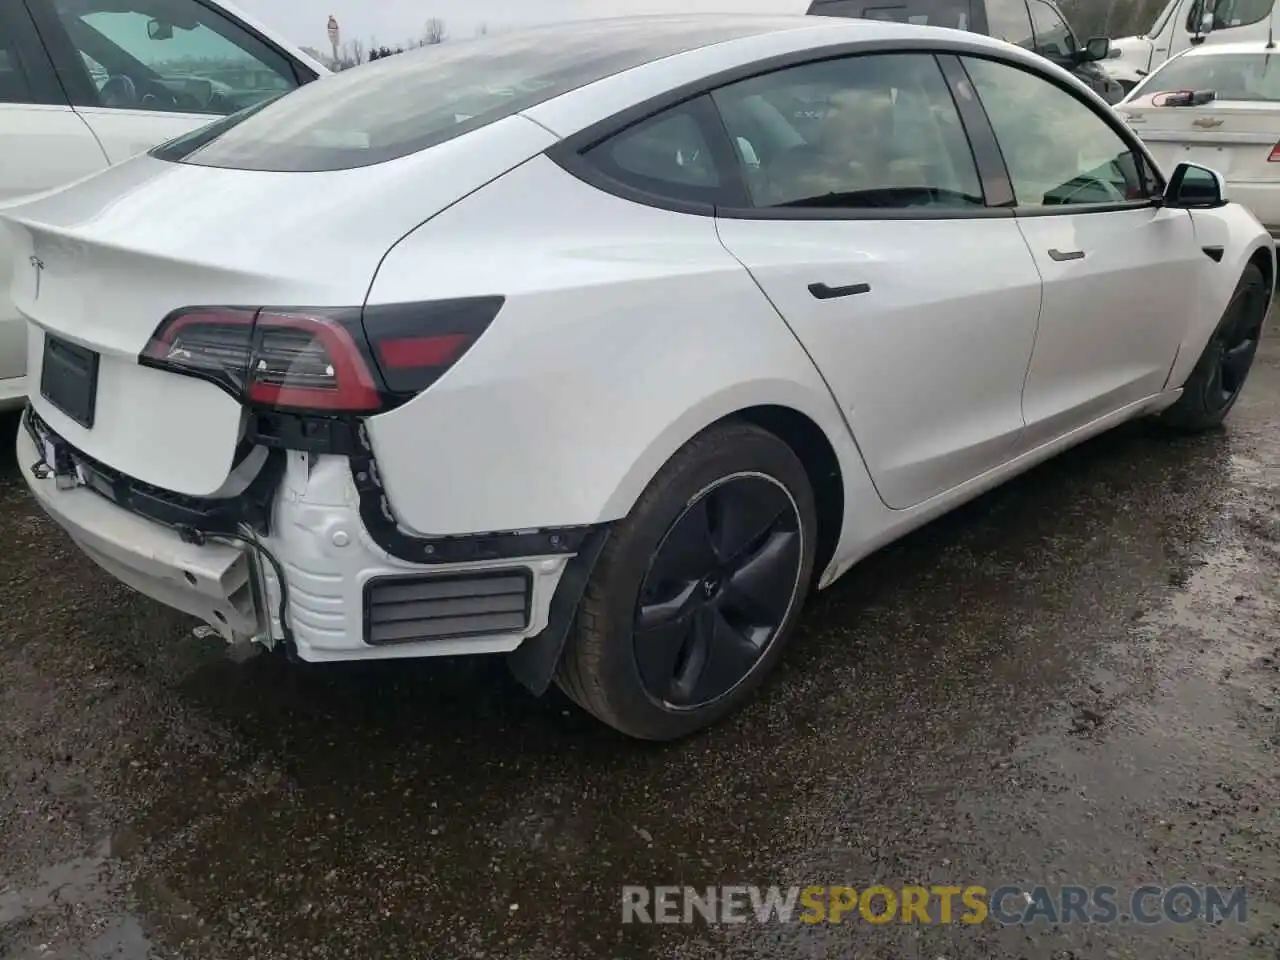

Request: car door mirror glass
left=1165, top=161, right=1227, bottom=206
left=1199, top=11, right=1216, bottom=31
left=1082, top=35, right=1111, bottom=61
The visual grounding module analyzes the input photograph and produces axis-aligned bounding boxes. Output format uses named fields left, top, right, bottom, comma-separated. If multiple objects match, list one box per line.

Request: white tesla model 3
left=5, top=15, right=1273, bottom=740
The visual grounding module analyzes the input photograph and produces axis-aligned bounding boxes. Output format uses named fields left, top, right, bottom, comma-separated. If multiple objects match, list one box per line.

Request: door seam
left=711, top=213, right=894, bottom=511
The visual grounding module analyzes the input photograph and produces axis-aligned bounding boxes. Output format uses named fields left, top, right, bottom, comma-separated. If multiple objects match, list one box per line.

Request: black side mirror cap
left=1162, top=161, right=1228, bottom=208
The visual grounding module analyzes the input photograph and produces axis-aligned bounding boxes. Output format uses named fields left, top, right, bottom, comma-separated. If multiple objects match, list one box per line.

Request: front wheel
left=1160, top=262, right=1268, bottom=432
left=556, top=422, right=817, bottom=741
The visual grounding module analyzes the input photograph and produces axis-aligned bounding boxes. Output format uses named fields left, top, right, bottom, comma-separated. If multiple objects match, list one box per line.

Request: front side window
left=47, top=0, right=297, bottom=116
left=986, top=0, right=1035, bottom=46
left=1186, top=0, right=1273, bottom=31
left=1133, top=52, right=1280, bottom=101
left=964, top=56, right=1147, bottom=206
left=711, top=53, right=985, bottom=211
left=1027, top=0, right=1077, bottom=59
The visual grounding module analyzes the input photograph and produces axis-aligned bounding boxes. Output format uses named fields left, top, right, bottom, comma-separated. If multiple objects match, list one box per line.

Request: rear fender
left=361, top=156, right=873, bottom=576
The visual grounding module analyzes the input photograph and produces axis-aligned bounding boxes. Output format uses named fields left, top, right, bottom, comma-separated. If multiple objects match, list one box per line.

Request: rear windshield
left=808, top=0, right=971, bottom=30
left=1137, top=52, right=1280, bottom=101
left=152, top=17, right=791, bottom=172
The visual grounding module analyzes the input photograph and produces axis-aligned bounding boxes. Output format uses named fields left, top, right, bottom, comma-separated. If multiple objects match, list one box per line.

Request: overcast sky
left=236, top=0, right=810, bottom=51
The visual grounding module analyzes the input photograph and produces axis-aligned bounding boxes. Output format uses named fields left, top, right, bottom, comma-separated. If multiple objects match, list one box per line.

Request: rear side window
left=713, top=53, right=985, bottom=210
left=156, top=19, right=788, bottom=172
left=585, top=104, right=724, bottom=201
left=0, top=48, right=30, bottom=104
left=1135, top=53, right=1280, bottom=101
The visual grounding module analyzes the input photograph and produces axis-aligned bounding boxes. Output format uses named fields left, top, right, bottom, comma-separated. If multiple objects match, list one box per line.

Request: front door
left=709, top=52, right=1043, bottom=510
left=961, top=55, right=1202, bottom=445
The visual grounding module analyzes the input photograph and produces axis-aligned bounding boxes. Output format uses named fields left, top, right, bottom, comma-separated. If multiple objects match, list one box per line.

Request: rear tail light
left=1268, top=142, right=1280, bottom=163
left=140, top=297, right=504, bottom=414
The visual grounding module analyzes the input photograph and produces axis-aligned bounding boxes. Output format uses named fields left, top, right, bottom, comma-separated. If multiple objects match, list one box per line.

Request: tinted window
left=713, top=54, right=984, bottom=210
left=986, top=0, right=1034, bottom=45
left=1135, top=52, right=1280, bottom=101
left=0, top=42, right=33, bottom=105
left=810, top=0, right=972, bottom=29
left=1027, top=0, right=1076, bottom=59
left=158, top=18, right=796, bottom=172
left=1186, top=0, right=1272, bottom=30
left=47, top=0, right=298, bottom=116
left=964, top=57, right=1147, bottom=206
left=584, top=102, right=724, bottom=201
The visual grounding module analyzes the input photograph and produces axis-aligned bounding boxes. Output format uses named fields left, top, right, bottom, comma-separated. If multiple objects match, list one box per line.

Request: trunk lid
left=3, top=116, right=556, bottom=497
left=1119, top=51, right=1280, bottom=180
left=1119, top=96, right=1280, bottom=180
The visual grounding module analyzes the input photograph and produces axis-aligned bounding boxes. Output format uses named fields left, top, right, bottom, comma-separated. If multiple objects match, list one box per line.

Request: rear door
left=0, top=0, right=107, bottom=385
left=26, top=0, right=310, bottom=164
left=960, top=54, right=1202, bottom=444
left=708, top=51, right=1043, bottom=510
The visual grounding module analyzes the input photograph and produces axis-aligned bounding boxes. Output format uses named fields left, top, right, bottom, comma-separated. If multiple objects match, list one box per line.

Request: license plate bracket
left=40, top=336, right=100, bottom=429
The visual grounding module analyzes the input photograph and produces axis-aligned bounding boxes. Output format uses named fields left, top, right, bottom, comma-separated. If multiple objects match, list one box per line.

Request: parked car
left=1116, top=41, right=1280, bottom=237
left=6, top=15, right=1273, bottom=741
left=1102, top=0, right=1277, bottom=94
left=0, top=0, right=328, bottom=410
left=806, top=0, right=1126, bottom=101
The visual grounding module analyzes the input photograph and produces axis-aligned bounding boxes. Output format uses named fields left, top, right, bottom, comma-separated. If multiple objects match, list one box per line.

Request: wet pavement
left=2, top=316, right=1280, bottom=960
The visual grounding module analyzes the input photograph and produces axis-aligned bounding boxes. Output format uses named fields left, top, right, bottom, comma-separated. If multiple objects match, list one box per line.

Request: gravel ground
left=2, top=312, right=1279, bottom=959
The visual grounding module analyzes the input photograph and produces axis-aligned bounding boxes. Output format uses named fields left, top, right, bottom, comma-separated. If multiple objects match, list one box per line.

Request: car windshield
left=154, top=17, right=793, bottom=172
left=1136, top=51, right=1280, bottom=101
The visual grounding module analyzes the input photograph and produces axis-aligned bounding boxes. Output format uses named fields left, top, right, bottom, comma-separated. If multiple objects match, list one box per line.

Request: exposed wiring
left=176, top=525, right=295, bottom=651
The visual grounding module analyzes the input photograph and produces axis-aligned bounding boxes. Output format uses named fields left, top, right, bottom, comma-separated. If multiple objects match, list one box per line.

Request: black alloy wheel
left=633, top=473, right=803, bottom=710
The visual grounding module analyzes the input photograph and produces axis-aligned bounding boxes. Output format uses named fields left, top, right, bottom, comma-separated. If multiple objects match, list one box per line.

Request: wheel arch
left=1167, top=209, right=1276, bottom=391
left=595, top=383, right=859, bottom=585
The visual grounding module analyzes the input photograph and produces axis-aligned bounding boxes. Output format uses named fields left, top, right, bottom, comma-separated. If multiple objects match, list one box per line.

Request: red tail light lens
left=1268, top=142, right=1280, bottom=163
left=140, top=297, right=504, bottom=414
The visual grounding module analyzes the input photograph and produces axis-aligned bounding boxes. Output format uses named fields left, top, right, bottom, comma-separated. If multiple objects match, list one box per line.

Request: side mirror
left=147, top=18, right=173, bottom=40
left=1199, top=11, right=1215, bottom=31
left=1163, top=161, right=1228, bottom=208
left=1081, top=36, right=1112, bottom=61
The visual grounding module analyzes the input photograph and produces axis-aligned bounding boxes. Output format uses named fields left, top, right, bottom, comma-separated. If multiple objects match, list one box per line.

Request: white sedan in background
left=4, top=15, right=1273, bottom=741
left=1117, top=41, right=1280, bottom=237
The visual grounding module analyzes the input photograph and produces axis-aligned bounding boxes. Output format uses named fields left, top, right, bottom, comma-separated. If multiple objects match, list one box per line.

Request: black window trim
left=547, top=38, right=1171, bottom=222
left=549, top=40, right=1034, bottom=222
left=953, top=51, right=1169, bottom=216
left=0, top=0, right=67, bottom=105
left=23, top=0, right=317, bottom=114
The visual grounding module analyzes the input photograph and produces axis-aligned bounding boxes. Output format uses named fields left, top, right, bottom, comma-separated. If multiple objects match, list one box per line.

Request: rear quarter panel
left=362, top=156, right=872, bottom=550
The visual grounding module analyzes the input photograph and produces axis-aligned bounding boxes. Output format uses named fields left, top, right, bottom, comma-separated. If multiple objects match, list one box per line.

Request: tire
left=1160, top=262, right=1268, bottom=433
left=555, top=421, right=817, bottom=741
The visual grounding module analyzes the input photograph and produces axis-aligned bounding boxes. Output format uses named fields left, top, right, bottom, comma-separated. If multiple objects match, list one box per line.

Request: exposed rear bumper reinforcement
left=24, top=407, right=284, bottom=537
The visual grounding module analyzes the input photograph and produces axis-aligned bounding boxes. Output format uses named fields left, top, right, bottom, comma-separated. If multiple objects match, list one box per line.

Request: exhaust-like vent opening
left=363, top=569, right=532, bottom=644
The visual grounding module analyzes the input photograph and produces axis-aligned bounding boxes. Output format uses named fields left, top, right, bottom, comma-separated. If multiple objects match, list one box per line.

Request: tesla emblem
left=28, top=256, right=44, bottom=299
left=1192, top=117, right=1224, bottom=128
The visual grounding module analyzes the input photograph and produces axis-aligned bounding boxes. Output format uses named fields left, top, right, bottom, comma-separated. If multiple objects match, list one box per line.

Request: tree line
left=304, top=18, right=495, bottom=71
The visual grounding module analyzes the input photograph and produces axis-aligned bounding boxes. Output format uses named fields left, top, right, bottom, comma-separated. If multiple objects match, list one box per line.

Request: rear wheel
left=556, top=422, right=816, bottom=741
left=1160, top=262, right=1268, bottom=432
